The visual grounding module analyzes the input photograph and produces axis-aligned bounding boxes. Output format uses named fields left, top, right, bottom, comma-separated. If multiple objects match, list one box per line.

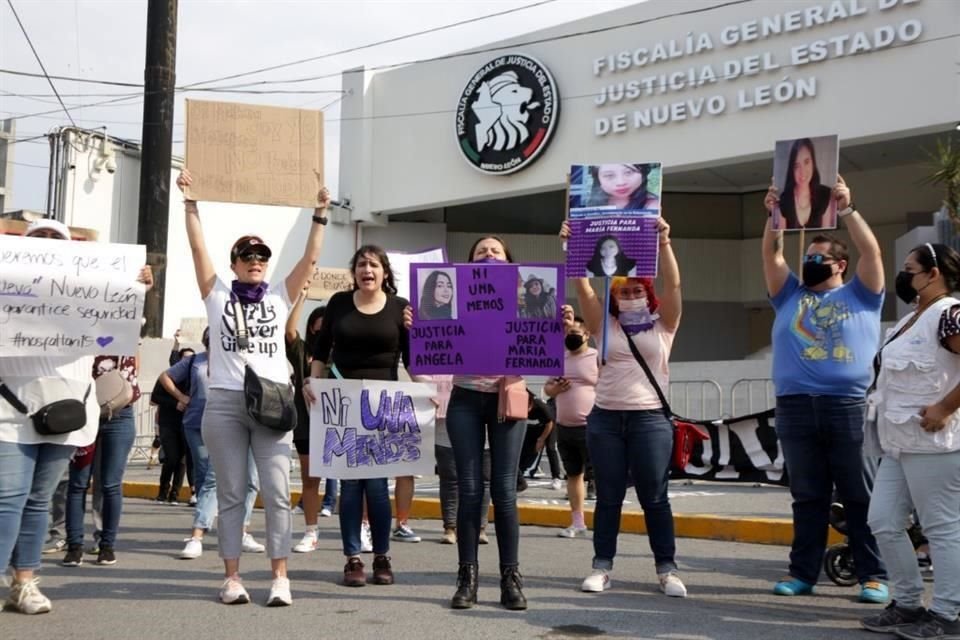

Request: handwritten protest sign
left=566, top=162, right=663, bottom=278
left=185, top=99, right=324, bottom=208
left=409, top=262, right=564, bottom=376
left=771, top=134, right=839, bottom=231
left=178, top=317, right=207, bottom=343
left=308, top=379, right=436, bottom=480
left=307, top=267, right=353, bottom=301
left=0, top=235, right=145, bottom=356
left=388, top=247, right=446, bottom=301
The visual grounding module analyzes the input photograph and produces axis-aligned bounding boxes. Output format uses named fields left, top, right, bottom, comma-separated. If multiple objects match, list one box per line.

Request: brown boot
left=372, top=555, right=394, bottom=585
left=343, top=557, right=366, bottom=587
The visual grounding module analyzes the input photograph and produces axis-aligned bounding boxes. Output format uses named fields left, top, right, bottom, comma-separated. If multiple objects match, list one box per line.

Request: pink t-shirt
left=555, top=347, right=599, bottom=427
left=595, top=318, right=675, bottom=411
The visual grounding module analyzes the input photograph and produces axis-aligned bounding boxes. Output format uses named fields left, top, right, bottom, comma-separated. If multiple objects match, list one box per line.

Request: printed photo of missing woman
left=568, top=162, right=662, bottom=214
left=771, top=134, right=839, bottom=232
left=416, top=267, right=458, bottom=321
left=517, top=267, right=558, bottom=320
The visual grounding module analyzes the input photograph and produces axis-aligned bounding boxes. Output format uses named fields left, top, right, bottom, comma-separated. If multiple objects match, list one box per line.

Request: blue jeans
left=587, top=407, right=677, bottom=573
left=0, top=441, right=75, bottom=571
left=323, top=479, right=338, bottom=511
left=183, top=427, right=259, bottom=531
left=66, top=407, right=135, bottom=549
left=775, top=395, right=887, bottom=585
left=446, top=386, right=525, bottom=567
left=339, top=478, right=391, bottom=556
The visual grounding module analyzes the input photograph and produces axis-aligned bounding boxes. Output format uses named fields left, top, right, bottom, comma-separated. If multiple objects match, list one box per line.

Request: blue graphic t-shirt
left=165, top=352, right=209, bottom=430
left=770, top=273, right=883, bottom=397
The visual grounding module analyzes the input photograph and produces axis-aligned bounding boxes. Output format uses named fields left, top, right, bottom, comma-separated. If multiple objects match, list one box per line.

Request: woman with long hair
left=305, top=245, right=412, bottom=587
left=176, top=169, right=329, bottom=607
left=419, top=270, right=454, bottom=320
left=586, top=163, right=658, bottom=211
left=778, top=138, right=834, bottom=230
left=520, top=275, right=558, bottom=319
left=560, top=216, right=688, bottom=599
left=584, top=236, right=638, bottom=278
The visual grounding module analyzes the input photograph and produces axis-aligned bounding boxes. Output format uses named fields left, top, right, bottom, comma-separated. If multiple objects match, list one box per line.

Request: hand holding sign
left=177, top=169, right=195, bottom=202
left=763, top=178, right=779, bottom=216
left=834, top=174, right=851, bottom=211
left=314, top=169, right=331, bottom=210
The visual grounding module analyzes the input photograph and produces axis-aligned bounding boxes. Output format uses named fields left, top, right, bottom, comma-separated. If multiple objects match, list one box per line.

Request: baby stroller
left=823, top=501, right=858, bottom=586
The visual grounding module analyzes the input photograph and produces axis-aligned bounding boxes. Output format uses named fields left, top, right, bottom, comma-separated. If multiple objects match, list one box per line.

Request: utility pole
left=0, top=119, right=14, bottom=213
left=137, top=0, right=178, bottom=337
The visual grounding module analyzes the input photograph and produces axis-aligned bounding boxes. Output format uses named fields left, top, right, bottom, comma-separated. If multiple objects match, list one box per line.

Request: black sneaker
left=96, top=546, right=117, bottom=566
left=61, top=544, right=84, bottom=567
left=861, top=602, right=926, bottom=632
left=895, top=610, right=960, bottom=640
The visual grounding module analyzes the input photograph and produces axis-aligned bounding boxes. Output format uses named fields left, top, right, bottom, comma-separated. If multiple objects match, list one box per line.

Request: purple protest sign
left=409, top=262, right=565, bottom=376
left=565, top=162, right=663, bottom=278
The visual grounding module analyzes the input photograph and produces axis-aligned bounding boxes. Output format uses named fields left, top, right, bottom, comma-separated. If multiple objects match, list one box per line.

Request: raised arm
left=656, top=217, right=681, bottom=333
left=176, top=170, right=216, bottom=299
left=285, top=175, right=331, bottom=302
left=836, top=176, right=883, bottom=294
left=286, top=281, right=309, bottom=343
left=762, top=182, right=791, bottom=298
left=560, top=221, right=603, bottom=336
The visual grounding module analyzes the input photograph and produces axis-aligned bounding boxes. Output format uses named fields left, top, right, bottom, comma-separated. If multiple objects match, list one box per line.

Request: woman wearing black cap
left=176, top=169, right=330, bottom=607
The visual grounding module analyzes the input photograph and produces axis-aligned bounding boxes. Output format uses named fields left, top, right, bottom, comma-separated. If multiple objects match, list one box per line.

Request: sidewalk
left=122, top=460, right=829, bottom=546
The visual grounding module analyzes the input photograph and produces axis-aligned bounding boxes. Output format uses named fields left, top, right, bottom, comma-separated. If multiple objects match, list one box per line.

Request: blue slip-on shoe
left=860, top=581, right=890, bottom=604
left=773, top=576, right=815, bottom=596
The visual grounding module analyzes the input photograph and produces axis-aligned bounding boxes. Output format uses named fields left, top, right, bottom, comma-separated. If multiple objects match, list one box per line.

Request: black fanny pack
left=0, top=377, right=90, bottom=436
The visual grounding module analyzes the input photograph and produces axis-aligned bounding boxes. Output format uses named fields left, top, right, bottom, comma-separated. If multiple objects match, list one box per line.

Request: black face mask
left=895, top=270, right=921, bottom=304
left=801, top=261, right=834, bottom=287
left=564, top=334, right=585, bottom=351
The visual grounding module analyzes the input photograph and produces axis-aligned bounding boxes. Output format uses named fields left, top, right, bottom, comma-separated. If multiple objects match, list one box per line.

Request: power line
left=10, top=160, right=48, bottom=169
left=5, top=0, right=76, bottom=127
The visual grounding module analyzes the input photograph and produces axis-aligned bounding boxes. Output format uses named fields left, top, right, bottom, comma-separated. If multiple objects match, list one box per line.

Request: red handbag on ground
left=624, top=328, right=709, bottom=473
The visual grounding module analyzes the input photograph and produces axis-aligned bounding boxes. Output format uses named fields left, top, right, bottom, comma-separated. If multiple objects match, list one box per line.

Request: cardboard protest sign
left=184, top=99, right=323, bottom=208
left=307, top=267, right=353, bottom=301
left=409, top=262, right=564, bottom=376
left=566, top=162, right=663, bottom=278
left=388, top=247, right=446, bottom=301
left=308, top=379, right=436, bottom=480
left=0, top=218, right=99, bottom=241
left=771, top=135, right=839, bottom=231
left=178, top=317, right=207, bottom=343
left=0, top=235, right=145, bottom=356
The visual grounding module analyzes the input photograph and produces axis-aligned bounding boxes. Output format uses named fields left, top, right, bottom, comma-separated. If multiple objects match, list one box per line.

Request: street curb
left=122, top=481, right=840, bottom=547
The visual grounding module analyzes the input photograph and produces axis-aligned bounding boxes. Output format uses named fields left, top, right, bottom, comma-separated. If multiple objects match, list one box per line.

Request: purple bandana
left=231, top=280, right=269, bottom=305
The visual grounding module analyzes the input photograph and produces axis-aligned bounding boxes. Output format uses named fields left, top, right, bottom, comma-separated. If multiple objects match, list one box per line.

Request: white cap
left=25, top=218, right=71, bottom=240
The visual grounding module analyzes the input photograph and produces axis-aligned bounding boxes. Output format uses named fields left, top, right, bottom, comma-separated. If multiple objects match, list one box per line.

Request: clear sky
left=1, top=0, right=640, bottom=212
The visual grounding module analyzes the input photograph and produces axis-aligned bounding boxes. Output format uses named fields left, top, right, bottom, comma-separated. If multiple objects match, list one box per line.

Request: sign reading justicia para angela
left=454, top=53, right=559, bottom=176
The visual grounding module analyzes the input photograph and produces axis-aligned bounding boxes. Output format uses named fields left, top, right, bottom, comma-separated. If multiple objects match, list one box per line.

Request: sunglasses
left=803, top=254, right=836, bottom=265
left=239, top=252, right=269, bottom=264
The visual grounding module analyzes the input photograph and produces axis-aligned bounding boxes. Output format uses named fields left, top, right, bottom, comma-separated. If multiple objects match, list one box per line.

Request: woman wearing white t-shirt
left=177, top=170, right=330, bottom=607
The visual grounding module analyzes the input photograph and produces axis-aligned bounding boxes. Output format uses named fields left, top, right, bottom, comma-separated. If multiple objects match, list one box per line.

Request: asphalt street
left=2, top=499, right=916, bottom=640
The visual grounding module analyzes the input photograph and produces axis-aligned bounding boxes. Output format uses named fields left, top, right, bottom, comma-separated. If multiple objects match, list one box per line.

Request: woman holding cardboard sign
left=560, top=217, right=688, bottom=599
left=303, top=245, right=412, bottom=587
left=176, top=168, right=329, bottom=608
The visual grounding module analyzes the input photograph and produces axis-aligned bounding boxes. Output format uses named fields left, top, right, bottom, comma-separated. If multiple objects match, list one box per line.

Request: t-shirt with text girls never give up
left=204, top=278, right=292, bottom=391
left=770, top=273, right=883, bottom=398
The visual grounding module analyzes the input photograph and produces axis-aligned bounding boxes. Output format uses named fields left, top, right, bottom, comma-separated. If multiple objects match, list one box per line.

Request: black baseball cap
left=230, top=235, right=273, bottom=262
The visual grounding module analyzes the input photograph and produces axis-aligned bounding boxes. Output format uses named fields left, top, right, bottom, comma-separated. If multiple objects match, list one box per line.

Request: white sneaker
left=180, top=537, right=203, bottom=559
left=360, top=522, right=373, bottom=553
left=241, top=533, right=265, bottom=553
left=293, top=530, right=318, bottom=553
left=219, top=576, right=250, bottom=605
left=6, top=577, right=52, bottom=614
left=658, top=571, right=688, bottom=598
left=557, top=525, right=588, bottom=538
left=266, top=577, right=292, bottom=607
left=581, top=569, right=610, bottom=593
left=551, top=478, right=564, bottom=491
left=320, top=507, right=333, bottom=518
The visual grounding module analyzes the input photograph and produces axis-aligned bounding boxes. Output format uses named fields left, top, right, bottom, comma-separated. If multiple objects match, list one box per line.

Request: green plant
left=921, top=136, right=960, bottom=230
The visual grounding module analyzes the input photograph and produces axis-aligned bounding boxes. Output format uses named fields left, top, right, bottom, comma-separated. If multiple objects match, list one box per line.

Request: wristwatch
left=312, top=214, right=329, bottom=225
left=838, top=203, right=856, bottom=218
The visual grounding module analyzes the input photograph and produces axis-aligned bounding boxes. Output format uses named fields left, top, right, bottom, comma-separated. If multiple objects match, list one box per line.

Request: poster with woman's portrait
left=566, top=162, right=662, bottom=278
left=771, top=135, right=839, bottom=231
left=516, top=267, right=558, bottom=320
left=416, top=268, right=458, bottom=320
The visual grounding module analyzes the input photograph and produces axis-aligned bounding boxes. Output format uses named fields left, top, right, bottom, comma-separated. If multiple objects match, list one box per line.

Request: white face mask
left=618, top=298, right=658, bottom=335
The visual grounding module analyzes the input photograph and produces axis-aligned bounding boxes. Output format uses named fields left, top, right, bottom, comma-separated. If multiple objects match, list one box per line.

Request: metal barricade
left=130, top=392, right=157, bottom=462
left=667, top=379, right=723, bottom=420
left=728, top=378, right=775, bottom=418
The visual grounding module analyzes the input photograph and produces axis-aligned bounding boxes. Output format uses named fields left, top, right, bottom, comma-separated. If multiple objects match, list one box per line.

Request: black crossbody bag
left=0, top=377, right=91, bottom=435
left=232, top=299, right=297, bottom=432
